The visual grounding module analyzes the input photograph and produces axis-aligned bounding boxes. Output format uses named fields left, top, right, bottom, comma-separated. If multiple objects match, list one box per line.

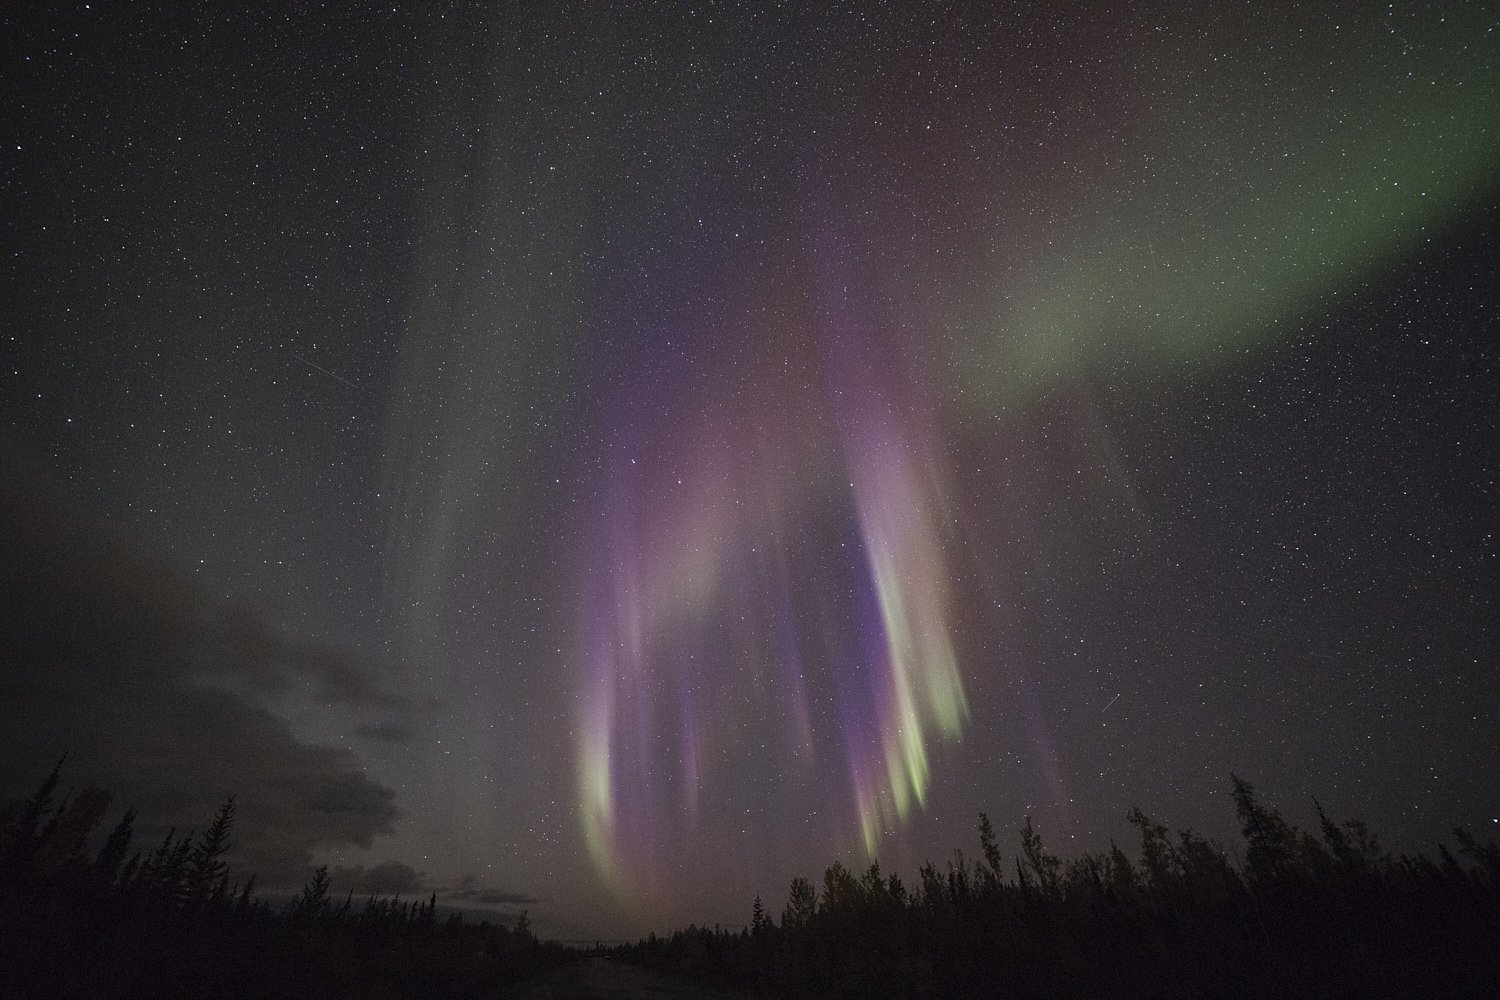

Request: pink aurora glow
left=576, top=237, right=969, bottom=899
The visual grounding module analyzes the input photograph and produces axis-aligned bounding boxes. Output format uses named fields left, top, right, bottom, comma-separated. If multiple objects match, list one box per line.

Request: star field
left=2, top=3, right=1497, bottom=938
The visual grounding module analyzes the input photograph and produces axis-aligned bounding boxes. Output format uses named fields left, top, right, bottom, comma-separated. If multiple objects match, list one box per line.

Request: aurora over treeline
left=2, top=3, right=1496, bottom=939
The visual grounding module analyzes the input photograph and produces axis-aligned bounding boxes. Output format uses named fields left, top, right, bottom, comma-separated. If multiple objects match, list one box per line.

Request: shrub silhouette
left=0, top=764, right=566, bottom=999
left=617, top=776, right=1500, bottom=1000
left=7, top=762, right=1498, bottom=998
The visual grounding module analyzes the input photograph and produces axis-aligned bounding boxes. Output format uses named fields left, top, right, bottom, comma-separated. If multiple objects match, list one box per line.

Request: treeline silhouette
left=9, top=763, right=1497, bottom=998
left=620, top=776, right=1500, bottom=999
left=0, top=761, right=567, bottom=999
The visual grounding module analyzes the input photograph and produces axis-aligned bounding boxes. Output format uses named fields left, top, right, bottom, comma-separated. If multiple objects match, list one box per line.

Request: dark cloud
left=442, top=874, right=542, bottom=908
left=458, top=888, right=543, bottom=907
left=0, top=444, right=402, bottom=887
left=215, top=601, right=409, bottom=710
left=322, top=865, right=540, bottom=911
left=329, top=861, right=427, bottom=896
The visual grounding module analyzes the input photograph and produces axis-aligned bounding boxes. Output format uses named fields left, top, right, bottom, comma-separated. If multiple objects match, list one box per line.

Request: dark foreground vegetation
left=0, top=762, right=569, bottom=999
left=622, top=776, right=1500, bottom=999
left=6, top=764, right=1498, bottom=999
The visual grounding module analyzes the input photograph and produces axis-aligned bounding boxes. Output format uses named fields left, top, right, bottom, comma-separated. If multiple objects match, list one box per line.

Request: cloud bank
left=0, top=444, right=402, bottom=885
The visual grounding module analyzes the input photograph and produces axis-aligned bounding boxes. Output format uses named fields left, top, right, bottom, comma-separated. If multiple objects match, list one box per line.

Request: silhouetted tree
left=783, top=875, right=817, bottom=929
left=294, top=864, right=331, bottom=920
left=187, top=796, right=235, bottom=907
left=1020, top=816, right=1061, bottom=896
left=822, top=860, right=861, bottom=913
left=233, top=873, right=257, bottom=919
left=1107, top=840, right=1138, bottom=900
left=750, top=893, right=768, bottom=935
left=37, top=785, right=111, bottom=876
left=1231, top=773, right=1297, bottom=883
left=1454, top=827, right=1500, bottom=888
left=978, top=812, right=1003, bottom=889
left=1126, top=806, right=1174, bottom=889
left=0, top=756, right=63, bottom=882
left=91, top=806, right=135, bottom=890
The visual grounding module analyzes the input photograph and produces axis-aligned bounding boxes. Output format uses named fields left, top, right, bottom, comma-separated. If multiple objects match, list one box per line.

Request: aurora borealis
left=577, top=217, right=972, bottom=893
left=3, top=3, right=1498, bottom=939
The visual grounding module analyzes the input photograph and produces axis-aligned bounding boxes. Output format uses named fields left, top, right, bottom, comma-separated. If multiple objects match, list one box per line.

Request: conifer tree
left=157, top=830, right=195, bottom=903
left=1106, top=840, right=1138, bottom=899
left=186, top=797, right=235, bottom=906
left=233, top=873, right=257, bottom=920
left=1127, top=807, right=1175, bottom=889
left=1231, top=774, right=1296, bottom=882
left=978, top=813, right=1003, bottom=888
left=294, top=864, right=332, bottom=920
left=1453, top=827, right=1500, bottom=888
left=1, top=757, right=63, bottom=881
left=38, top=786, right=111, bottom=876
left=822, top=861, right=860, bottom=912
left=1315, top=799, right=1356, bottom=868
left=91, top=807, right=136, bottom=889
left=1020, top=817, right=1061, bottom=896
left=783, top=875, right=816, bottom=928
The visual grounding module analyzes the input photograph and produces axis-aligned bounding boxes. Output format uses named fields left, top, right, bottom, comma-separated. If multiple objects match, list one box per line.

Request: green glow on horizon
left=956, top=11, right=1500, bottom=403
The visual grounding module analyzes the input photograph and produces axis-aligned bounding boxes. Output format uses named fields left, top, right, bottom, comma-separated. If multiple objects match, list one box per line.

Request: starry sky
left=2, top=3, right=1497, bottom=939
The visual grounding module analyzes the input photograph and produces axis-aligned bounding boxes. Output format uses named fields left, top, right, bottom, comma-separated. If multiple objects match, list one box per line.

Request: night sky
left=2, top=3, right=1497, bottom=940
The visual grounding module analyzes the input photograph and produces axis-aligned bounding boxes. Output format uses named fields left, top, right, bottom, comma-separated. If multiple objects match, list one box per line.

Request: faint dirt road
left=502, top=957, right=765, bottom=1000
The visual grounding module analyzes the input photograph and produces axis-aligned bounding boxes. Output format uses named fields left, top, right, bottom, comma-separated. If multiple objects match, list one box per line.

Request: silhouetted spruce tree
left=783, top=875, right=816, bottom=929
left=1012, top=856, right=1032, bottom=900
left=293, top=864, right=331, bottom=920
left=90, top=806, right=135, bottom=890
left=38, top=785, right=111, bottom=877
left=131, top=828, right=174, bottom=897
left=1020, top=816, right=1061, bottom=896
left=822, top=860, right=861, bottom=913
left=1454, top=827, right=1500, bottom=888
left=186, top=796, right=235, bottom=908
left=186, top=798, right=234, bottom=900
left=1106, top=840, right=1138, bottom=900
left=157, top=829, right=195, bottom=905
left=944, top=850, right=973, bottom=908
left=0, top=757, right=63, bottom=883
left=1231, top=773, right=1296, bottom=883
left=1126, top=806, right=1174, bottom=890
left=117, top=850, right=141, bottom=892
left=233, top=873, right=257, bottom=920
left=885, top=871, right=907, bottom=906
left=1315, top=798, right=1357, bottom=869
left=1172, top=827, right=1241, bottom=901
left=978, top=812, right=1003, bottom=890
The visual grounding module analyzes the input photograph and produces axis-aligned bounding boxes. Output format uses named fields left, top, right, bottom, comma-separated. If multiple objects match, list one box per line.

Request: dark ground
left=503, top=957, right=762, bottom=1000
